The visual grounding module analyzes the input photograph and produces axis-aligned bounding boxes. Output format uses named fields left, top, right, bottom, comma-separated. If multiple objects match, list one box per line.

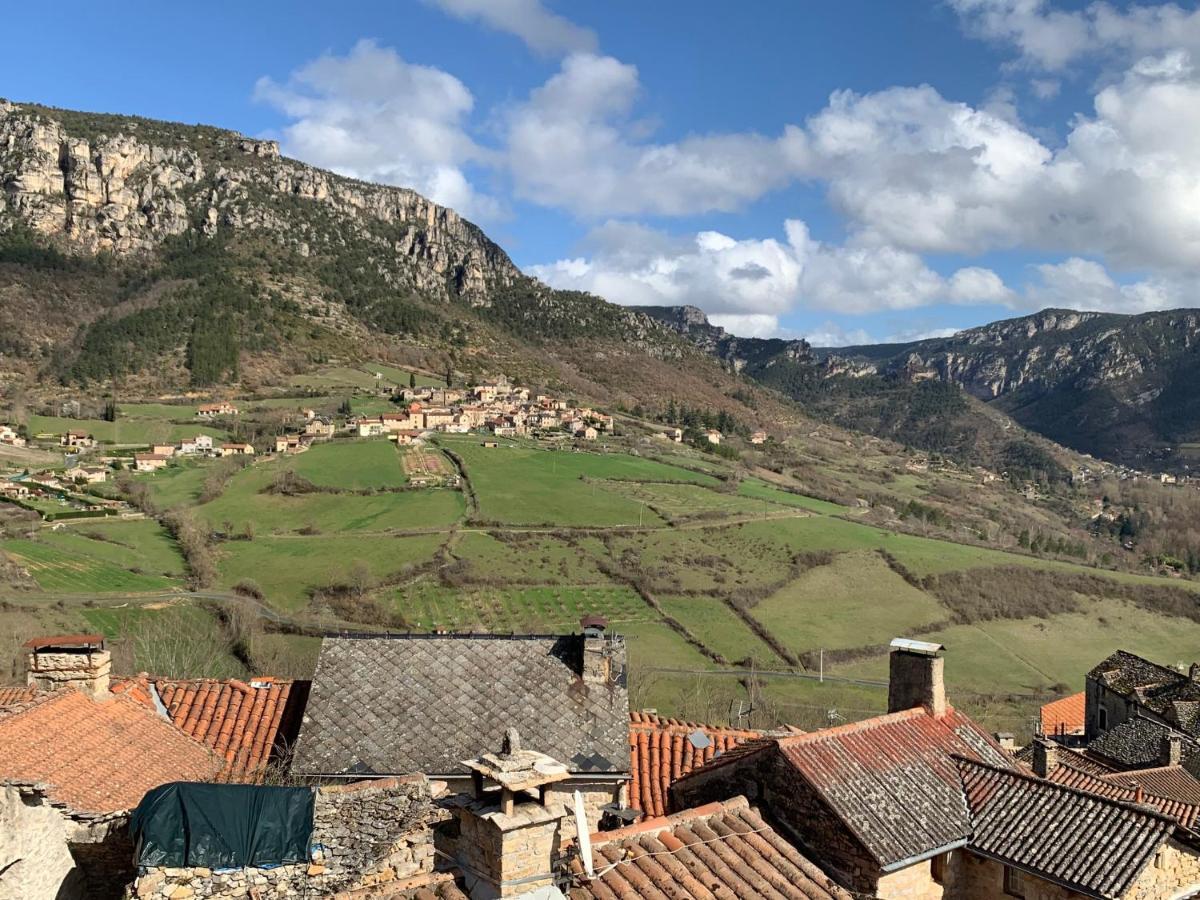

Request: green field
left=137, top=460, right=214, bottom=509
left=1, top=538, right=180, bottom=593
left=441, top=437, right=719, bottom=526
left=393, top=583, right=653, bottom=632
left=27, top=415, right=226, bottom=446
left=287, top=440, right=406, bottom=490
left=659, top=595, right=784, bottom=665
left=197, top=464, right=464, bottom=534
left=738, top=478, right=851, bottom=515
left=216, top=533, right=446, bottom=610
left=41, top=519, right=187, bottom=578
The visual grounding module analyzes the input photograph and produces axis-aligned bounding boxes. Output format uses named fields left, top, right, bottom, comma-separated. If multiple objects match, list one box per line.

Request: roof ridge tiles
left=586, top=797, right=751, bottom=846
left=776, top=706, right=930, bottom=745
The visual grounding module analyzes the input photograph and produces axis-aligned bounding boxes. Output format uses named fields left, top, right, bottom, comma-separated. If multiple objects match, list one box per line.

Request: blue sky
left=5, top=0, right=1200, bottom=344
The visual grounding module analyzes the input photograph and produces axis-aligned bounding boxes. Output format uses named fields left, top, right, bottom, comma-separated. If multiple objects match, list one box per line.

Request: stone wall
left=132, top=776, right=443, bottom=899
left=451, top=798, right=563, bottom=899
left=441, top=776, right=621, bottom=841
left=1123, top=839, right=1200, bottom=899
left=877, top=858, right=945, bottom=900
left=0, top=784, right=131, bottom=900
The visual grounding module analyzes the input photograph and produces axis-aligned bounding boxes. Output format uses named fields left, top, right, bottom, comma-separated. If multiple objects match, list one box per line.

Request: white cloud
left=423, top=0, right=596, bottom=55
left=949, top=0, right=1200, bottom=71
left=1022, top=257, right=1194, bottom=313
left=505, top=53, right=795, bottom=216
left=781, top=55, right=1200, bottom=270
left=803, top=323, right=877, bottom=346
left=527, top=219, right=1011, bottom=333
left=254, top=39, right=500, bottom=219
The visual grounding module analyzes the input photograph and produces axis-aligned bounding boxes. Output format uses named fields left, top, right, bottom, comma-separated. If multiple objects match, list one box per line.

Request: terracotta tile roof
left=1044, top=760, right=1200, bottom=828
left=1098, top=765, right=1200, bottom=806
left=957, top=756, right=1193, bottom=899
left=1014, top=742, right=1118, bottom=776
left=0, top=690, right=221, bottom=816
left=564, top=796, right=853, bottom=900
left=628, top=711, right=763, bottom=819
left=675, top=707, right=1015, bottom=870
left=22, top=633, right=104, bottom=650
left=0, top=684, right=37, bottom=707
left=1040, top=691, right=1086, bottom=737
left=112, top=675, right=308, bottom=783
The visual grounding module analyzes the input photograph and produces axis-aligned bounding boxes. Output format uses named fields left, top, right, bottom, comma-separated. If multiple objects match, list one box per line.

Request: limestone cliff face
left=0, top=100, right=519, bottom=303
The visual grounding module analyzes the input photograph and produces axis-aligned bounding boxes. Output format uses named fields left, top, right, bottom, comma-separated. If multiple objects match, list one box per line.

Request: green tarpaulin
left=131, top=782, right=315, bottom=868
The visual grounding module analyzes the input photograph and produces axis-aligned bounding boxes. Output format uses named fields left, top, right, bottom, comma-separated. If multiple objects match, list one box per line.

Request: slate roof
left=1088, top=717, right=1200, bottom=769
left=1040, top=691, right=1085, bottom=736
left=1090, top=650, right=1200, bottom=733
left=292, top=635, right=629, bottom=777
left=628, top=711, right=764, bottom=819
left=0, top=690, right=221, bottom=816
left=563, top=796, right=853, bottom=900
left=957, top=756, right=1196, bottom=899
left=112, top=675, right=308, bottom=782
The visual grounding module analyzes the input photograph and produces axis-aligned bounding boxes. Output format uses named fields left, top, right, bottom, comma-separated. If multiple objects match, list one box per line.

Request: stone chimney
left=1032, top=737, right=1059, bottom=778
left=580, top=615, right=614, bottom=685
left=994, top=732, right=1017, bottom=753
left=25, top=634, right=110, bottom=698
left=451, top=729, right=569, bottom=899
left=887, top=638, right=946, bottom=718
left=1190, top=663, right=1200, bottom=683
left=1161, top=732, right=1184, bottom=766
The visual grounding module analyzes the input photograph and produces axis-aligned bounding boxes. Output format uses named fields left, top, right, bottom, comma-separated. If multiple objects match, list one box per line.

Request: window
left=1099, top=707, right=1109, bottom=731
left=931, top=852, right=947, bottom=885
left=1004, top=866, right=1025, bottom=898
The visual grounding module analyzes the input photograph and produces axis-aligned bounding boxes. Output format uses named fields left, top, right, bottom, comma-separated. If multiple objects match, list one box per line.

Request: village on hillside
left=6, top=628, right=1200, bottom=899
left=0, top=372, right=736, bottom=526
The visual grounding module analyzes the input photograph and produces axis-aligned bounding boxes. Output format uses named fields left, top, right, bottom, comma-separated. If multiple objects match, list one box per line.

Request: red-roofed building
left=627, top=711, right=764, bottom=820
left=111, top=675, right=308, bottom=783
left=0, top=690, right=221, bottom=900
left=564, top=796, right=853, bottom=899
left=1041, top=690, right=1086, bottom=743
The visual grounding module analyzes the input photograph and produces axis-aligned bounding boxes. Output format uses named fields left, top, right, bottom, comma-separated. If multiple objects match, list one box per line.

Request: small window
left=1004, top=866, right=1025, bottom=898
left=1099, top=708, right=1109, bottom=731
left=931, top=852, right=947, bottom=885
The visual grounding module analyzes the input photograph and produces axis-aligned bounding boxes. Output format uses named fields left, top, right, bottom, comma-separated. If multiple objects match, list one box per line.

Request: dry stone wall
left=132, top=777, right=444, bottom=899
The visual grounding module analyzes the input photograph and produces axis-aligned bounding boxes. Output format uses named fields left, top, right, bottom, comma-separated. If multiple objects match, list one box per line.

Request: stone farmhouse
left=197, top=402, right=238, bottom=418
left=133, top=452, right=169, bottom=473
left=0, top=424, right=25, bottom=448
left=59, top=430, right=95, bottom=449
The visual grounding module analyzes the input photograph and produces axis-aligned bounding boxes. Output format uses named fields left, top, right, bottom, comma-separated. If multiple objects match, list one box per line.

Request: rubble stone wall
left=132, top=776, right=440, bottom=899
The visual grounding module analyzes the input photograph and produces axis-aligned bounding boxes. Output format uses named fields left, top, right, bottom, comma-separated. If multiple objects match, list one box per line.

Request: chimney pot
left=887, top=638, right=946, bottom=717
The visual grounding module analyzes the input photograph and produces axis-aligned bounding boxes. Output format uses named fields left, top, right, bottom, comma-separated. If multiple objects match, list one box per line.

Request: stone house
left=704, top=429, right=721, bottom=445
left=133, top=453, right=170, bottom=472
left=1086, top=651, right=1200, bottom=750
left=64, top=465, right=107, bottom=484
left=750, top=430, right=768, bottom=444
left=150, top=444, right=175, bottom=457
left=197, top=402, right=238, bottom=418
left=0, top=637, right=221, bottom=900
left=290, top=619, right=631, bottom=838
left=304, top=418, right=336, bottom=438
left=670, top=639, right=1200, bottom=900
left=59, top=431, right=95, bottom=448
left=0, top=481, right=30, bottom=499
left=274, top=434, right=302, bottom=454
left=217, top=442, right=255, bottom=457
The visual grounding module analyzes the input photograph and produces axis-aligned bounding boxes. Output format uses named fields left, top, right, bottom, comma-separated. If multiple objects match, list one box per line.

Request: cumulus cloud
left=1022, top=257, right=1196, bottom=313
left=526, top=219, right=1011, bottom=335
left=423, top=0, right=596, bottom=55
left=254, top=39, right=500, bottom=219
left=505, top=53, right=796, bottom=216
left=949, top=0, right=1200, bottom=71
left=781, top=54, right=1200, bottom=270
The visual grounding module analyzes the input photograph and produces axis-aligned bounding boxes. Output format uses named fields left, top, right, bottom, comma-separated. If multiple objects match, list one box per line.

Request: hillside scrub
left=924, top=565, right=1200, bottom=625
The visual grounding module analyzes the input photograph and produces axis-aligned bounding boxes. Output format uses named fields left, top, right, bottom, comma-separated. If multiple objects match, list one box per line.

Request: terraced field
left=1, top=538, right=181, bottom=593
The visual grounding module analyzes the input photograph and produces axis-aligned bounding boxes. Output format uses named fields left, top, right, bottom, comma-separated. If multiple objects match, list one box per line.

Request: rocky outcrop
left=0, top=102, right=519, bottom=303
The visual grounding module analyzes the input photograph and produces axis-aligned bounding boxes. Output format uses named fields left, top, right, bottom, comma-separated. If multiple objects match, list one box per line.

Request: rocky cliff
left=0, top=100, right=518, bottom=303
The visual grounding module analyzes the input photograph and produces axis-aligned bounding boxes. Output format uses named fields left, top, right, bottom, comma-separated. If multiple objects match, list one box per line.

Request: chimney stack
left=1032, top=737, right=1059, bottom=778
left=1189, top=663, right=1200, bottom=683
left=1160, top=732, right=1184, bottom=767
left=580, top=615, right=614, bottom=685
left=887, top=638, right=946, bottom=718
left=24, top=634, right=110, bottom=698
left=452, top=730, right=569, bottom=899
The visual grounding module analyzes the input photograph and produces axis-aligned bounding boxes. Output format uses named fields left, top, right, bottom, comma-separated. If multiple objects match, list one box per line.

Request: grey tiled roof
left=958, top=757, right=1188, bottom=899
left=291, top=635, right=630, bottom=777
left=1088, top=718, right=1200, bottom=770
left=1090, top=651, right=1200, bottom=733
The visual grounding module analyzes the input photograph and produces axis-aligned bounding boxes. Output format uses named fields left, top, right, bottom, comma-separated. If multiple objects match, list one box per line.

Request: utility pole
left=819, top=649, right=824, bottom=683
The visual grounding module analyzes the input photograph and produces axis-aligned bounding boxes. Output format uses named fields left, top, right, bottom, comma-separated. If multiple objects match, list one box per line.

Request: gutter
left=880, top=838, right=968, bottom=873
